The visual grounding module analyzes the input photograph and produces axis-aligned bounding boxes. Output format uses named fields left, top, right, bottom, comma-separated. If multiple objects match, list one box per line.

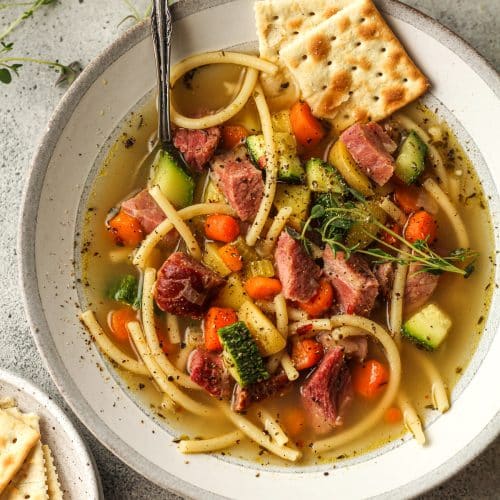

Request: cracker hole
left=360, top=17, right=366, bottom=22
left=355, top=42, right=362, bottom=47
left=331, top=36, right=337, bottom=41
left=272, top=15, right=279, bottom=20
left=349, top=91, right=354, bottom=96
left=327, top=61, right=332, bottom=66
left=403, top=78, right=408, bottom=82
left=373, top=96, right=380, bottom=101
left=376, top=72, right=383, bottom=77
left=12, top=438, right=17, bottom=443
left=351, top=66, right=357, bottom=71
left=381, top=47, right=386, bottom=52
left=308, top=12, right=315, bottom=16
left=301, top=55, right=308, bottom=61
left=292, top=31, right=299, bottom=35
left=322, top=85, right=327, bottom=90
left=343, top=114, right=350, bottom=119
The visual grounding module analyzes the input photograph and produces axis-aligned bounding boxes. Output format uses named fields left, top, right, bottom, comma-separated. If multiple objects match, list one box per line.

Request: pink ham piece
left=173, top=126, right=221, bottom=173
left=274, top=231, right=321, bottom=302
left=404, top=263, right=439, bottom=313
left=211, top=147, right=264, bottom=221
left=188, top=348, right=232, bottom=399
left=154, top=252, right=225, bottom=319
left=340, top=122, right=397, bottom=186
left=121, top=189, right=165, bottom=234
left=301, top=347, right=353, bottom=434
left=323, top=247, right=379, bottom=316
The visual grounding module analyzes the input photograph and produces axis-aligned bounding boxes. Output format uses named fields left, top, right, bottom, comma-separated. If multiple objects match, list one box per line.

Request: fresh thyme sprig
left=0, top=41, right=81, bottom=85
left=296, top=199, right=478, bottom=277
left=119, top=0, right=153, bottom=26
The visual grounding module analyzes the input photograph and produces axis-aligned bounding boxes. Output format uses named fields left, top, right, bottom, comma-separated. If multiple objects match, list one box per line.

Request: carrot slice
left=218, top=244, right=243, bottom=272
left=394, top=184, right=423, bottom=214
left=221, top=125, right=249, bottom=150
left=108, top=210, right=144, bottom=247
left=352, top=359, right=390, bottom=398
left=204, top=307, right=238, bottom=352
left=298, top=279, right=334, bottom=317
left=244, top=277, right=282, bottom=300
left=384, top=406, right=403, bottom=424
left=109, top=307, right=137, bottom=343
left=405, top=210, right=437, bottom=244
left=382, top=222, right=401, bottom=246
left=290, top=101, right=325, bottom=148
left=280, top=407, right=306, bottom=437
left=205, top=214, right=240, bottom=243
left=291, top=338, right=324, bottom=370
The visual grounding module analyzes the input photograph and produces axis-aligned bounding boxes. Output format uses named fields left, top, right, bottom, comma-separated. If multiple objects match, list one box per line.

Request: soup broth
left=80, top=64, right=494, bottom=466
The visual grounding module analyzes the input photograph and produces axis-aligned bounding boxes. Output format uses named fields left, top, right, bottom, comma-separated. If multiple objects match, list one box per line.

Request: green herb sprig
left=119, top=0, right=153, bottom=26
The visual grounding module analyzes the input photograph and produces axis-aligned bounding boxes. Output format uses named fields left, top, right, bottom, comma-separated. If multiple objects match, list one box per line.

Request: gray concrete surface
left=0, top=0, right=498, bottom=498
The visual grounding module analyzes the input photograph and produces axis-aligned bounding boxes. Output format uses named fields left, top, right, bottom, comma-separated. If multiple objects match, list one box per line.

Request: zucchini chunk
left=394, top=131, right=428, bottom=185
left=238, top=301, right=286, bottom=356
left=149, top=150, right=195, bottom=209
left=246, top=132, right=305, bottom=183
left=203, top=179, right=226, bottom=204
left=305, top=158, right=347, bottom=195
left=345, top=200, right=387, bottom=249
left=402, top=303, right=452, bottom=351
left=245, top=259, right=275, bottom=278
left=217, top=321, right=269, bottom=387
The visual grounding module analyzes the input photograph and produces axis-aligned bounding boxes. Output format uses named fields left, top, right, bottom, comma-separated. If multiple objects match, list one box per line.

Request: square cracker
left=0, top=409, right=40, bottom=493
left=2, top=407, right=48, bottom=500
left=42, top=445, right=63, bottom=500
left=255, top=0, right=354, bottom=106
left=279, top=0, right=429, bottom=131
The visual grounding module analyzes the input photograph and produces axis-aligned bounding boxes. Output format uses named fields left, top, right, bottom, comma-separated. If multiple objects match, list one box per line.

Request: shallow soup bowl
left=19, top=0, right=500, bottom=498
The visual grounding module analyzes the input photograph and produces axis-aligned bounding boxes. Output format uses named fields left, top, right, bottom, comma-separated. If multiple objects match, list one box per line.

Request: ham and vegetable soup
left=80, top=0, right=493, bottom=465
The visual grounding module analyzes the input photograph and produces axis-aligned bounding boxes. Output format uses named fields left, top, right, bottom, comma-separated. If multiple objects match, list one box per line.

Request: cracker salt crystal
left=277, top=0, right=429, bottom=131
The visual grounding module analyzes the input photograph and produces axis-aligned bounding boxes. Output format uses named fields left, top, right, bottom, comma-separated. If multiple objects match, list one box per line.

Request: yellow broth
left=80, top=67, right=494, bottom=466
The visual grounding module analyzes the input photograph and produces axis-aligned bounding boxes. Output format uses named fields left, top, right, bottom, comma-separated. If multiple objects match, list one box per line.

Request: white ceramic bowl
left=0, top=368, right=102, bottom=498
left=19, top=0, right=500, bottom=498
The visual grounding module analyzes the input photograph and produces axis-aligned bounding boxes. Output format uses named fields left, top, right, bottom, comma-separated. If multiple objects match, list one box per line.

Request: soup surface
left=80, top=62, right=494, bottom=467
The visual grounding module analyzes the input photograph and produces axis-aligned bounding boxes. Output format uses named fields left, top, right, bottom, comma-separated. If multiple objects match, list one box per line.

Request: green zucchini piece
left=402, top=303, right=452, bottom=351
left=305, top=158, right=347, bottom=194
left=394, top=131, right=428, bottom=185
left=149, top=150, right=195, bottom=209
left=246, top=132, right=305, bottom=183
left=245, top=259, right=275, bottom=278
left=108, top=275, right=140, bottom=309
left=217, top=321, right=269, bottom=387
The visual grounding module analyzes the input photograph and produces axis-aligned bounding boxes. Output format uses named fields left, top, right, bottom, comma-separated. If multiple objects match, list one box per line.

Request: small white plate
left=0, top=368, right=102, bottom=499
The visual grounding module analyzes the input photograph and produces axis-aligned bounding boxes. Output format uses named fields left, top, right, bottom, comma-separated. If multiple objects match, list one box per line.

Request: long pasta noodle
left=379, top=197, right=406, bottom=226
left=175, top=345, right=195, bottom=372
left=160, top=394, right=177, bottom=413
left=288, top=319, right=331, bottom=336
left=259, top=207, right=293, bottom=257
left=389, top=257, right=408, bottom=347
left=128, top=321, right=218, bottom=418
left=273, top=294, right=288, bottom=337
left=80, top=310, right=149, bottom=376
left=149, top=186, right=201, bottom=260
left=141, top=268, right=200, bottom=390
left=423, top=178, right=469, bottom=248
left=218, top=403, right=302, bottom=462
left=397, top=389, right=426, bottom=445
left=256, top=300, right=308, bottom=321
left=133, top=202, right=234, bottom=269
left=166, top=313, right=181, bottom=345
left=266, top=352, right=283, bottom=375
left=258, top=409, right=289, bottom=446
left=313, top=315, right=401, bottom=453
left=394, top=113, right=448, bottom=191
left=280, top=353, right=299, bottom=381
left=178, top=430, right=245, bottom=454
left=405, top=345, right=449, bottom=413
left=246, top=83, right=278, bottom=246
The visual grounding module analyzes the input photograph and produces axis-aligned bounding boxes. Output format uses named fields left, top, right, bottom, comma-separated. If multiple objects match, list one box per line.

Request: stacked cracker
left=0, top=398, right=63, bottom=500
left=255, top=0, right=428, bottom=132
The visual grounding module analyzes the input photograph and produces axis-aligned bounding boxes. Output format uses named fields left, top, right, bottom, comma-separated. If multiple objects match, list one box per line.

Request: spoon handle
left=151, top=0, right=173, bottom=148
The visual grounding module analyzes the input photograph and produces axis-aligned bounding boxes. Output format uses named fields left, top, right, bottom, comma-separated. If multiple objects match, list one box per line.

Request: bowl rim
left=18, top=0, right=500, bottom=497
left=0, top=367, right=103, bottom=499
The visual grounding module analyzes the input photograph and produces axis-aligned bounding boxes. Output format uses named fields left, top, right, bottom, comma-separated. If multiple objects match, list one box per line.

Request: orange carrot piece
left=108, top=210, right=144, bottom=247
left=204, top=307, right=238, bottom=352
left=221, top=125, right=249, bottom=150
left=298, top=279, right=334, bottom=317
left=204, top=214, right=240, bottom=243
left=382, top=222, right=401, bottom=246
left=352, top=359, right=390, bottom=399
left=281, top=407, right=306, bottom=437
left=405, top=210, right=437, bottom=244
left=109, top=307, right=137, bottom=343
left=244, top=277, right=282, bottom=300
left=384, top=406, right=403, bottom=424
left=394, top=184, right=422, bottom=214
left=290, top=101, right=325, bottom=148
left=291, top=338, right=324, bottom=371
left=218, top=244, right=243, bottom=272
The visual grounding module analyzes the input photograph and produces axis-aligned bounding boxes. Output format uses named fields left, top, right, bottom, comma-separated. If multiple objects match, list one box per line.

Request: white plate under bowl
left=19, top=0, right=500, bottom=498
left=0, top=368, right=102, bottom=498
